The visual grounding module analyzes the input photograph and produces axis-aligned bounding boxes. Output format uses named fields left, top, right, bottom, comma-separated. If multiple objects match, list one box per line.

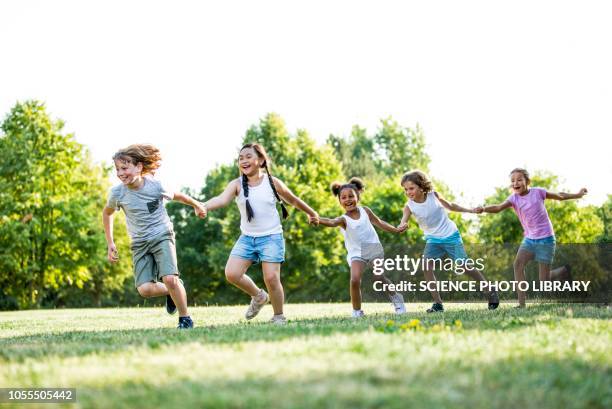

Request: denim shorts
left=423, top=231, right=468, bottom=261
left=519, top=235, right=556, bottom=264
left=230, top=233, right=285, bottom=263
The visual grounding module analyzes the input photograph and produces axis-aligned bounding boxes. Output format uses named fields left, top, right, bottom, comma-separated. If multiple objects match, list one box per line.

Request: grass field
left=1, top=302, right=611, bottom=409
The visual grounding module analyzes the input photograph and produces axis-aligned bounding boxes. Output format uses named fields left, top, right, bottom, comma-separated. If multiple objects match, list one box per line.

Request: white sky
left=1, top=0, right=610, bottom=206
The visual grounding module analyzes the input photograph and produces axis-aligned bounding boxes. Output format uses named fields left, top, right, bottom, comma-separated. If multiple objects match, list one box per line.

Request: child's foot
left=269, top=314, right=287, bottom=325
left=245, top=289, right=269, bottom=320
left=562, top=264, right=572, bottom=281
left=388, top=292, right=407, bottom=314
left=177, top=316, right=194, bottom=329
left=487, top=290, right=500, bottom=310
left=165, top=278, right=184, bottom=315
left=352, top=309, right=365, bottom=318
left=426, top=302, right=444, bottom=313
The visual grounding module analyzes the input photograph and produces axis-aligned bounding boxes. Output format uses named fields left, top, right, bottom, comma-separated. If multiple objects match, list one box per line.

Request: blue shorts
left=423, top=231, right=468, bottom=261
left=230, top=233, right=285, bottom=264
left=519, top=235, right=556, bottom=264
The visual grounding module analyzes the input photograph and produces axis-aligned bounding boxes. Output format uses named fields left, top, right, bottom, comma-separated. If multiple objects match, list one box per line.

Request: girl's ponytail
left=264, top=162, right=288, bottom=220
left=242, top=174, right=255, bottom=222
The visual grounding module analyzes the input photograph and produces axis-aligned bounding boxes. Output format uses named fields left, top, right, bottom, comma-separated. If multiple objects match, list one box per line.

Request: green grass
left=1, top=303, right=611, bottom=409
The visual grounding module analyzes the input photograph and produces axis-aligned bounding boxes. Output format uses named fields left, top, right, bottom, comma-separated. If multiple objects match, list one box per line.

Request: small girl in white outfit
left=318, top=178, right=407, bottom=317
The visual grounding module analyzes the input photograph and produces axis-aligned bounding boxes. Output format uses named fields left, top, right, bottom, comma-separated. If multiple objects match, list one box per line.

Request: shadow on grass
left=1, top=303, right=610, bottom=362
left=75, top=355, right=611, bottom=409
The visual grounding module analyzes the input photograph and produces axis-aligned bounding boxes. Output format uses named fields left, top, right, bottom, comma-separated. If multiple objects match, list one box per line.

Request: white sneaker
left=269, top=314, right=287, bottom=325
left=352, top=309, right=365, bottom=318
left=245, top=289, right=269, bottom=320
left=389, top=292, right=406, bottom=314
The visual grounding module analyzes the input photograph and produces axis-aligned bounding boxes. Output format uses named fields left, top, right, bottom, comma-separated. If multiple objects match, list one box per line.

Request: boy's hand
left=194, top=202, right=207, bottom=219
left=578, top=188, right=588, bottom=198
left=396, top=223, right=408, bottom=233
left=308, top=212, right=319, bottom=226
left=107, top=244, right=119, bottom=263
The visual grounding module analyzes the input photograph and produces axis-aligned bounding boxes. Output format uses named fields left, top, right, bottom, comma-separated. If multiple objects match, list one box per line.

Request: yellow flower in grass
left=453, top=319, right=463, bottom=330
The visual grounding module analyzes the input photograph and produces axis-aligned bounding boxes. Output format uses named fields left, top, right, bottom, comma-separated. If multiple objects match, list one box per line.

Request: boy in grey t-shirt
left=103, top=144, right=207, bottom=329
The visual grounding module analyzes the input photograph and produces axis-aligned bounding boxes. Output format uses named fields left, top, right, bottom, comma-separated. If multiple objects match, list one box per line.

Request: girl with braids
left=103, top=144, right=206, bottom=329
left=317, top=178, right=407, bottom=318
left=201, top=143, right=319, bottom=324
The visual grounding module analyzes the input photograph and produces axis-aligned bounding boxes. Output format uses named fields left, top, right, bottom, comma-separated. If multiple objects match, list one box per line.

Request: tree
left=0, top=101, right=130, bottom=309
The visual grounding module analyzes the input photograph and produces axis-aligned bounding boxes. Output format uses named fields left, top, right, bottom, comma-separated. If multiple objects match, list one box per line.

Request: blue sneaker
left=177, top=316, right=194, bottom=329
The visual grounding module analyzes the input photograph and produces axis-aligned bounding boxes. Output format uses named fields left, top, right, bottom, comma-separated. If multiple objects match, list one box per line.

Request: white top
left=406, top=192, right=458, bottom=239
left=235, top=177, right=283, bottom=237
left=340, top=206, right=383, bottom=265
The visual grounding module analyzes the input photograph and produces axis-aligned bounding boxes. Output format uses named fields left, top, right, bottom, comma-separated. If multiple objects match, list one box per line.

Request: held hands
left=194, top=202, right=208, bottom=219
left=107, top=244, right=119, bottom=263
left=308, top=212, right=320, bottom=226
left=396, top=222, right=408, bottom=233
left=473, top=206, right=484, bottom=214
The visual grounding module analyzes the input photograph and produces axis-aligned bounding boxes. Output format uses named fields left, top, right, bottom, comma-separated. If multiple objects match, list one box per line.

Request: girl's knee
left=263, top=272, right=280, bottom=287
left=225, top=269, right=241, bottom=284
left=350, top=277, right=361, bottom=288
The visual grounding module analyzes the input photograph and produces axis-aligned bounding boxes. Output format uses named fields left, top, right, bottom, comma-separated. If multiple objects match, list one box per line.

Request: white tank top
left=340, top=207, right=383, bottom=265
left=235, top=176, right=283, bottom=237
left=406, top=192, right=458, bottom=239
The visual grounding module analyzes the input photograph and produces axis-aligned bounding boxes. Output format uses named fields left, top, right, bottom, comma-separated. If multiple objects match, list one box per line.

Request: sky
left=1, top=0, right=610, bottom=206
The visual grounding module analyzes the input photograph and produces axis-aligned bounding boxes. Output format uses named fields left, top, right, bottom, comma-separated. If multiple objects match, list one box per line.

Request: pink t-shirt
left=507, top=187, right=554, bottom=239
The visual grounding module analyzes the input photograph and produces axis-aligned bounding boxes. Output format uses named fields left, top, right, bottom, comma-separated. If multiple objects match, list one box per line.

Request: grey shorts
left=130, top=230, right=179, bottom=288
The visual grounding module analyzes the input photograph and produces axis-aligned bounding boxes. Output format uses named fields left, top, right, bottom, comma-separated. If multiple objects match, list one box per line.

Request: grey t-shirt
left=107, top=177, right=174, bottom=243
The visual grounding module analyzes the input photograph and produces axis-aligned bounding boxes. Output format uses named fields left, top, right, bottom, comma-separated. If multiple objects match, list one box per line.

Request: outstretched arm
left=273, top=177, right=319, bottom=224
left=203, top=180, right=239, bottom=212
left=318, top=216, right=346, bottom=229
left=173, top=191, right=207, bottom=218
left=478, top=201, right=512, bottom=214
left=364, top=207, right=406, bottom=234
left=546, top=188, right=588, bottom=201
left=435, top=192, right=477, bottom=213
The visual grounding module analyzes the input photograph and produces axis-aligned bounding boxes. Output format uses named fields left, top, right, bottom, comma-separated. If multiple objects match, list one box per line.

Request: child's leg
left=550, top=265, right=570, bottom=281
left=162, top=275, right=188, bottom=316
left=538, top=263, right=551, bottom=281
left=262, top=262, right=284, bottom=315
left=513, top=249, right=534, bottom=306
left=350, top=260, right=366, bottom=311
left=225, top=256, right=259, bottom=297
left=137, top=281, right=168, bottom=298
left=423, top=258, right=443, bottom=304
left=375, top=273, right=396, bottom=298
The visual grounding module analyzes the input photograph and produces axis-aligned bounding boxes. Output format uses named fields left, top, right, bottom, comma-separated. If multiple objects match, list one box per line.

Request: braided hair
left=240, top=143, right=289, bottom=222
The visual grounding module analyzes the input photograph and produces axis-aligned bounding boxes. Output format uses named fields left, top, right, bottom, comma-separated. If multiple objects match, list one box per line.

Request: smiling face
left=510, top=171, right=530, bottom=195
left=402, top=180, right=425, bottom=201
left=338, top=187, right=359, bottom=212
left=114, top=159, right=143, bottom=186
left=238, top=147, right=264, bottom=177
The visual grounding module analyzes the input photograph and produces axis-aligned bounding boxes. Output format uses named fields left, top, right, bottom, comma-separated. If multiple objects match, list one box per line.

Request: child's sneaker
left=245, top=289, right=269, bottom=320
left=487, top=290, right=500, bottom=310
left=177, top=316, right=194, bottom=329
left=269, top=314, right=287, bottom=325
left=389, top=292, right=407, bottom=314
left=426, top=302, right=444, bottom=313
left=352, top=309, right=365, bottom=318
left=165, top=278, right=184, bottom=315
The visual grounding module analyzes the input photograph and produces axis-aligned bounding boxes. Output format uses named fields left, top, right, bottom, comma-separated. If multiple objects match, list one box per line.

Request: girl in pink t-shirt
left=476, top=168, right=587, bottom=307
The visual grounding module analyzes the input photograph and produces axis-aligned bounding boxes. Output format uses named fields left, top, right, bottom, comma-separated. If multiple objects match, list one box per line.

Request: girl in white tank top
left=318, top=178, right=407, bottom=317
left=202, top=143, right=319, bottom=325
left=399, top=170, right=499, bottom=313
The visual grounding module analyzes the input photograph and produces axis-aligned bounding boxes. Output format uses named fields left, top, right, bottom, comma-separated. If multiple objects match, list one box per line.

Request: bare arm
left=479, top=201, right=512, bottom=214
left=203, top=180, right=239, bottom=212
left=364, top=207, right=404, bottom=234
left=546, top=188, right=588, bottom=201
left=318, top=216, right=346, bottom=229
left=398, top=205, right=412, bottom=230
left=102, top=206, right=119, bottom=262
left=272, top=177, right=319, bottom=224
left=173, top=191, right=207, bottom=218
left=434, top=192, right=476, bottom=213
